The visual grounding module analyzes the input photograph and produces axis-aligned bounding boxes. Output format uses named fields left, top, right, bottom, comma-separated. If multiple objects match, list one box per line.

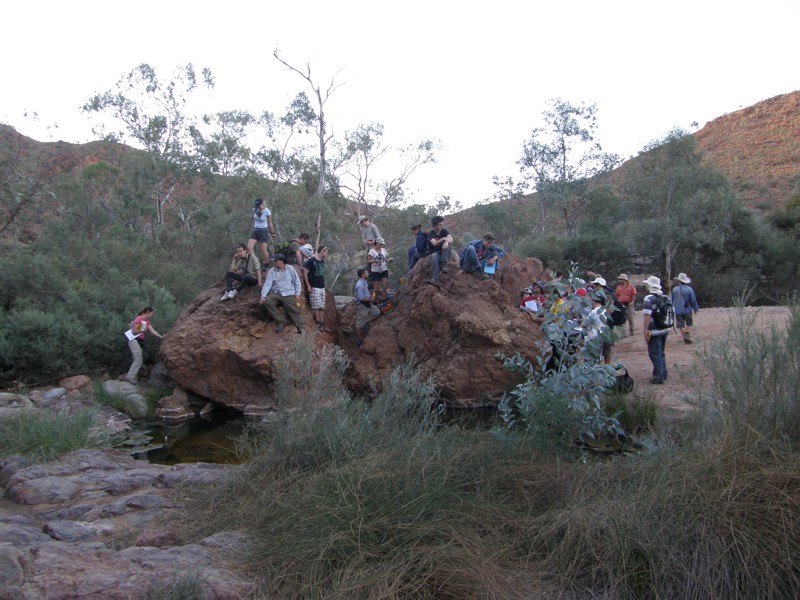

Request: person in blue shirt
left=671, top=272, right=699, bottom=344
left=458, top=233, right=505, bottom=280
left=407, top=224, right=428, bottom=271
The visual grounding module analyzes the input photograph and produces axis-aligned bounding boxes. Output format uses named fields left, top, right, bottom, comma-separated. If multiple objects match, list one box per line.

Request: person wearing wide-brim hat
left=642, top=276, right=669, bottom=384
left=671, top=272, right=699, bottom=344
left=615, top=273, right=637, bottom=337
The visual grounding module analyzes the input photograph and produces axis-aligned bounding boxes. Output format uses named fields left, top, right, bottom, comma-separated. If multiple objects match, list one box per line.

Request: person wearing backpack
left=642, top=275, right=673, bottom=384
left=671, top=272, right=699, bottom=344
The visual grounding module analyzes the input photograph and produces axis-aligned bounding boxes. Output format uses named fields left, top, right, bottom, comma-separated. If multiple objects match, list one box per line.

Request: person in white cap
left=642, top=275, right=671, bottom=384
left=615, top=274, right=637, bottom=337
left=671, top=272, right=699, bottom=344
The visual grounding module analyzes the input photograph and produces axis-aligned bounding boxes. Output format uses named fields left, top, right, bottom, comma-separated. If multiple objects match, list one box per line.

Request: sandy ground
left=610, top=305, right=791, bottom=423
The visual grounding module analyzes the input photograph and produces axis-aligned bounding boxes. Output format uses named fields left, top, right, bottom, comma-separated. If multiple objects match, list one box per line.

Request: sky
left=2, top=1, right=798, bottom=209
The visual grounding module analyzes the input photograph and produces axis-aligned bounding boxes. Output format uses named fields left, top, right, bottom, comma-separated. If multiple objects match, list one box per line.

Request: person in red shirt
left=614, top=274, right=637, bottom=337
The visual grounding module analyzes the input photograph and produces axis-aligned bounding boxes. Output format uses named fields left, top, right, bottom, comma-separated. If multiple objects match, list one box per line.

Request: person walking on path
left=247, top=198, right=277, bottom=270
left=615, top=273, right=637, bottom=337
left=642, top=276, right=670, bottom=384
left=221, top=243, right=262, bottom=301
left=671, top=272, right=699, bottom=344
left=124, top=306, right=164, bottom=385
left=260, top=254, right=305, bottom=334
left=303, top=245, right=330, bottom=332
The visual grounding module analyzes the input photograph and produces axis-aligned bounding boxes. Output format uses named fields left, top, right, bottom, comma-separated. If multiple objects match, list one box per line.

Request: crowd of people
left=124, top=199, right=700, bottom=388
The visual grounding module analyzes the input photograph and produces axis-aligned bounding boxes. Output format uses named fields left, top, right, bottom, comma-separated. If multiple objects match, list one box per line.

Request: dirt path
left=611, top=306, right=791, bottom=422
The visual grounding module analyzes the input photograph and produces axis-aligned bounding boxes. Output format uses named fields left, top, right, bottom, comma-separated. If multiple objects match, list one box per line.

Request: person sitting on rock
left=458, top=233, right=505, bottom=280
left=221, top=243, right=261, bottom=301
left=259, top=253, right=305, bottom=334
left=426, top=215, right=453, bottom=287
left=354, top=267, right=372, bottom=346
left=408, top=223, right=429, bottom=271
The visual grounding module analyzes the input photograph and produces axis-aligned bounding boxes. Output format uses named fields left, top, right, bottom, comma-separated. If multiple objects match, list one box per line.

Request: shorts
left=676, top=313, right=694, bottom=328
left=309, top=287, right=326, bottom=310
left=250, top=228, right=271, bottom=243
left=370, top=270, right=388, bottom=283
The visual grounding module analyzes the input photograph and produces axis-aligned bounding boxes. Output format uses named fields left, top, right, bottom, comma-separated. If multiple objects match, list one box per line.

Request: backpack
left=651, top=294, right=675, bottom=329
left=274, top=242, right=296, bottom=263
left=607, top=298, right=628, bottom=328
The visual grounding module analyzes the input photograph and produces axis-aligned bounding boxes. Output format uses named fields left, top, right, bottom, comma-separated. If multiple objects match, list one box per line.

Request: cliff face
left=695, top=91, right=800, bottom=211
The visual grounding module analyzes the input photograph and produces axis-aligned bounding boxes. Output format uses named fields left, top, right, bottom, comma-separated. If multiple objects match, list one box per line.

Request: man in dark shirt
left=303, top=245, right=329, bottom=332
left=426, top=215, right=452, bottom=287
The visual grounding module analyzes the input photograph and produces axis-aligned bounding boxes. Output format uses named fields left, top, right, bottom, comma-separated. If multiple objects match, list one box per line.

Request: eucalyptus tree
left=518, top=99, right=619, bottom=236
left=334, top=122, right=439, bottom=219
left=621, top=128, right=737, bottom=285
left=82, top=63, right=215, bottom=233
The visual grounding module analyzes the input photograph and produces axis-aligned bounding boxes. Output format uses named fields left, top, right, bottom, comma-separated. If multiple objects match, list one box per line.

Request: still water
left=127, top=416, right=247, bottom=465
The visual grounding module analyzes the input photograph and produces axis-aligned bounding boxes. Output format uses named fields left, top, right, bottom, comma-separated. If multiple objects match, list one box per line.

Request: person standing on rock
left=247, top=198, right=277, bottom=270
left=303, top=245, right=330, bottom=332
left=615, top=274, right=637, bottom=337
left=259, top=254, right=305, bottom=334
left=221, top=243, right=261, bottom=301
left=124, top=306, right=164, bottom=385
left=458, top=233, right=505, bottom=280
left=642, top=276, right=670, bottom=384
left=357, top=215, right=382, bottom=258
left=671, top=272, right=699, bottom=344
left=367, top=238, right=389, bottom=302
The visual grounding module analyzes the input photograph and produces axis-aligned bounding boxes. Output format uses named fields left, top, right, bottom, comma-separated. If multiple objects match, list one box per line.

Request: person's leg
left=226, top=272, right=244, bottom=291
left=430, top=252, right=441, bottom=282
left=238, top=274, right=257, bottom=292
left=683, top=313, right=694, bottom=342
left=380, top=273, right=388, bottom=301
left=264, top=293, right=287, bottom=328
left=626, top=303, right=635, bottom=335
left=660, top=334, right=668, bottom=381
left=460, top=245, right=479, bottom=272
left=440, top=247, right=451, bottom=274
left=647, top=335, right=665, bottom=383
left=408, top=245, right=416, bottom=271
left=280, top=295, right=305, bottom=330
left=126, top=340, right=143, bottom=384
left=259, top=241, right=269, bottom=268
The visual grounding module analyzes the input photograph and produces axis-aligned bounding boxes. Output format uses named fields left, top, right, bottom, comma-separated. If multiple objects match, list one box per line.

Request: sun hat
left=375, top=237, right=385, bottom=245
left=643, top=275, right=662, bottom=293
left=677, top=272, right=691, bottom=284
left=618, top=273, right=629, bottom=281
left=357, top=215, right=368, bottom=223
left=591, top=276, right=607, bottom=287
left=522, top=287, right=533, bottom=295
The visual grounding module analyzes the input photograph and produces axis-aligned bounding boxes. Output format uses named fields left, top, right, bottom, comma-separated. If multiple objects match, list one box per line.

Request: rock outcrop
left=160, top=268, right=338, bottom=414
left=342, top=253, right=547, bottom=406
left=162, top=255, right=547, bottom=411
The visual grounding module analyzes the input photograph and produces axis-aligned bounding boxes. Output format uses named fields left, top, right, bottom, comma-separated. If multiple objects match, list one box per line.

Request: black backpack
left=651, top=294, right=675, bottom=329
left=607, top=298, right=628, bottom=328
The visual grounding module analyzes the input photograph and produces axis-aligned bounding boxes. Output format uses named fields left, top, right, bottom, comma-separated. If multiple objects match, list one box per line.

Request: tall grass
left=0, top=407, right=110, bottom=463
left=174, top=305, right=800, bottom=599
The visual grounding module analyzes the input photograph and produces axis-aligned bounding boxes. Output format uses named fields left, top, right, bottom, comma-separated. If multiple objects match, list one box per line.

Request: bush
left=0, top=408, right=110, bottom=463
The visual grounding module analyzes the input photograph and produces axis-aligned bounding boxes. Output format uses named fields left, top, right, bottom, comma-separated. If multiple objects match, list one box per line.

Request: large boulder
left=342, top=253, right=548, bottom=407
left=160, top=266, right=338, bottom=413
left=161, top=257, right=547, bottom=411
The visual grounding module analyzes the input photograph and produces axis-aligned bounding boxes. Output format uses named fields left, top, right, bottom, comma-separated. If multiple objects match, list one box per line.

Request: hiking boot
left=426, top=278, right=440, bottom=288
left=650, top=378, right=665, bottom=385
left=475, top=271, right=489, bottom=280
left=296, top=326, right=305, bottom=334
left=683, top=333, right=693, bottom=344
left=274, top=323, right=285, bottom=333
left=441, top=264, right=448, bottom=274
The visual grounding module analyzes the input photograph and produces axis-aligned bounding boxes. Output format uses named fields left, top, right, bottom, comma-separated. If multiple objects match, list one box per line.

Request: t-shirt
left=368, top=248, right=388, bottom=273
left=643, top=293, right=671, bottom=335
left=354, top=277, right=370, bottom=303
left=285, top=241, right=302, bottom=264
left=303, top=256, right=326, bottom=289
left=131, top=316, right=149, bottom=341
left=253, top=207, right=271, bottom=229
left=427, top=227, right=450, bottom=254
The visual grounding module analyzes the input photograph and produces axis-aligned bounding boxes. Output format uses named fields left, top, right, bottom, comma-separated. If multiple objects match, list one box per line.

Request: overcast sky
left=2, top=1, right=798, bottom=209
